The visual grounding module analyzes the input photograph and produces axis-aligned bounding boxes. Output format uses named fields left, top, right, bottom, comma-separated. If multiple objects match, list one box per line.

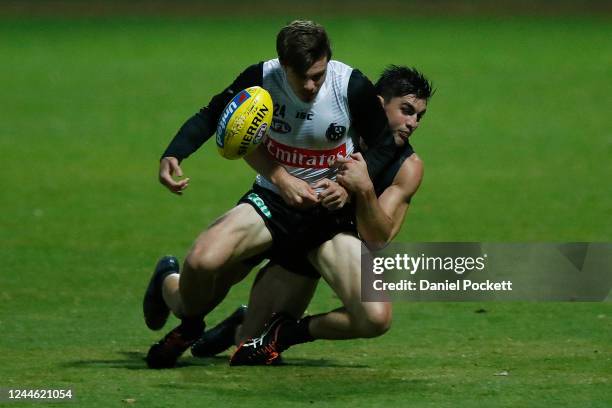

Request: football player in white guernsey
left=190, top=66, right=433, bottom=365
left=144, top=20, right=399, bottom=369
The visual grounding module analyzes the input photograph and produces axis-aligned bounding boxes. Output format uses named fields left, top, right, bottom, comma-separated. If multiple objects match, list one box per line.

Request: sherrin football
left=216, top=86, right=273, bottom=159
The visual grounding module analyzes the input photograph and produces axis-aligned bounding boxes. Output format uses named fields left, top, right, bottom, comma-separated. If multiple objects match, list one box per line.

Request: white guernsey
left=256, top=59, right=356, bottom=193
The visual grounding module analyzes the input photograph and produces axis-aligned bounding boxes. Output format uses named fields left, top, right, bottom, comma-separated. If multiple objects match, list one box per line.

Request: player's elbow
left=361, top=229, right=393, bottom=251
left=359, top=218, right=394, bottom=251
left=363, top=238, right=390, bottom=251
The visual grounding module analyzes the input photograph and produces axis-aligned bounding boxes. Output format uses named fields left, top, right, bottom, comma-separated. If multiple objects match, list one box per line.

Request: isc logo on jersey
left=216, top=86, right=273, bottom=159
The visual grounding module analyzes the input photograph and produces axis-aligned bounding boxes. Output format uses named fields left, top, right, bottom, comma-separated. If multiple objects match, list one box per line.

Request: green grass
left=0, top=16, right=610, bottom=407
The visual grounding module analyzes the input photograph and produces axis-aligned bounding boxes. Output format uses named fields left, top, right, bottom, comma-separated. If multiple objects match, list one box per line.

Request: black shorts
left=238, top=184, right=357, bottom=278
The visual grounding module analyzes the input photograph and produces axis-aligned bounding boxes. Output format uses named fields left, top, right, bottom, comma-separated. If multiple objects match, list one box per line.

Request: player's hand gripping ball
left=216, top=86, right=273, bottom=159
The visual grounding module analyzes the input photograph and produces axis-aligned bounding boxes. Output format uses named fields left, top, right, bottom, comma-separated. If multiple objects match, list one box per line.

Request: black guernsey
left=373, top=142, right=415, bottom=197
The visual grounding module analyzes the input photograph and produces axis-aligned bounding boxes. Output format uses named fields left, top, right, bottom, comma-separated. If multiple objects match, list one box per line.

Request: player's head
left=375, top=65, right=433, bottom=146
left=277, top=20, right=332, bottom=102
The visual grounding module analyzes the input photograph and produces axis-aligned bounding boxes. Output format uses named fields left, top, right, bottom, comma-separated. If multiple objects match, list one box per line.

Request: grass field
left=1, top=15, right=611, bottom=407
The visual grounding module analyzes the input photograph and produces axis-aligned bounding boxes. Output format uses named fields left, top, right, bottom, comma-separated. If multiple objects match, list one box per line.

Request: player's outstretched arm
left=158, top=112, right=211, bottom=194
left=159, top=156, right=190, bottom=195
left=158, top=63, right=264, bottom=193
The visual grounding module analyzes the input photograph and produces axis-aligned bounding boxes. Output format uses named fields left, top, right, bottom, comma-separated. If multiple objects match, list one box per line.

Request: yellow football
left=216, top=86, right=273, bottom=159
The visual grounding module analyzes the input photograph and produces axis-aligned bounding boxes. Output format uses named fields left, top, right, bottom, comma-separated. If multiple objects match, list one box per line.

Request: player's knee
left=355, top=304, right=392, bottom=338
left=185, top=246, right=227, bottom=276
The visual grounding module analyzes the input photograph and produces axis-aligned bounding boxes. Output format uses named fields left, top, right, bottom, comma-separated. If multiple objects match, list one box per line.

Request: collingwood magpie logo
left=325, top=123, right=347, bottom=141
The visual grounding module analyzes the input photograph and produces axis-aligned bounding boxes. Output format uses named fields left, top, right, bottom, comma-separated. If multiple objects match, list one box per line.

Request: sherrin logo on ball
left=216, top=86, right=273, bottom=159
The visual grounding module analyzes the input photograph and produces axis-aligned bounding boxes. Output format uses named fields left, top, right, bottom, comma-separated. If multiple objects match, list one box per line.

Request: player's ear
left=377, top=95, right=385, bottom=107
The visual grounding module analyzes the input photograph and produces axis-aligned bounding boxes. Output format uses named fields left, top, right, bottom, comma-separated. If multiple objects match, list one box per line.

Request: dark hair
left=375, top=65, right=434, bottom=102
left=276, top=20, right=332, bottom=76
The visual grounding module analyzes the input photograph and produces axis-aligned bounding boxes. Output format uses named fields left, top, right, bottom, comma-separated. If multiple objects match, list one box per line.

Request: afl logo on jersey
left=326, top=123, right=347, bottom=141
left=271, top=118, right=292, bottom=134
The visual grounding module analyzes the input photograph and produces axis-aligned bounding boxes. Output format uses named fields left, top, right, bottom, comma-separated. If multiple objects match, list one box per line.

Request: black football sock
left=180, top=316, right=205, bottom=339
left=277, top=316, right=315, bottom=347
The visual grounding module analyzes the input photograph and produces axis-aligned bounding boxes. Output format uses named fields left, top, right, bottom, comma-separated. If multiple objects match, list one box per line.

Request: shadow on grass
left=273, top=357, right=368, bottom=368
left=63, top=351, right=367, bottom=370
left=61, top=351, right=219, bottom=371
left=179, top=355, right=367, bottom=368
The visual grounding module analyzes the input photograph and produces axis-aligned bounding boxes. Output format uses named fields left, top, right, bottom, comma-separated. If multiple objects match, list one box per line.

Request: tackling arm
left=338, top=153, right=423, bottom=250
